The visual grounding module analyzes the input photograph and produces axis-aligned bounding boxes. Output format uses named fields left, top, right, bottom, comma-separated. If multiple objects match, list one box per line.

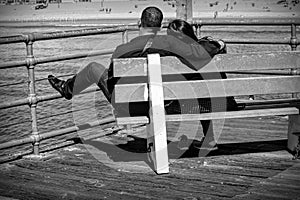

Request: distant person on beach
left=214, top=11, right=218, bottom=19
left=47, top=6, right=214, bottom=148
left=167, top=19, right=238, bottom=150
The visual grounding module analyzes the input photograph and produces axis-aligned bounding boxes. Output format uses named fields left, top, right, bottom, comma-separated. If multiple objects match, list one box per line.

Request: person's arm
left=166, top=35, right=212, bottom=70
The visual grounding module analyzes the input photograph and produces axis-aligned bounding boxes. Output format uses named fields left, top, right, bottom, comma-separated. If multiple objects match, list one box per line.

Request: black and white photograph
left=0, top=0, right=299, bottom=199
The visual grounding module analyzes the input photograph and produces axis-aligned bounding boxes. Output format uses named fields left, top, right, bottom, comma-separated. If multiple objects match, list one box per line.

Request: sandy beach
left=0, top=0, right=299, bottom=24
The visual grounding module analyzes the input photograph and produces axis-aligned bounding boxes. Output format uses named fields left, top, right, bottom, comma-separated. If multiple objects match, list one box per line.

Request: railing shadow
left=182, top=139, right=288, bottom=158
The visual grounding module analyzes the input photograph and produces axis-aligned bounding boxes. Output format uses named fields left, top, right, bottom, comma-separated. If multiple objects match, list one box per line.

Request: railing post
left=176, top=0, right=193, bottom=22
left=122, top=30, right=128, bottom=44
left=290, top=24, right=298, bottom=99
left=196, top=24, right=201, bottom=39
left=290, top=24, right=298, bottom=51
left=26, top=33, right=40, bottom=155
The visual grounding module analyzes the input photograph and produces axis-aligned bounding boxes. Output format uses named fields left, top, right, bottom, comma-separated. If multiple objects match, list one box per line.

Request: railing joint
left=30, top=134, right=40, bottom=144
left=26, top=57, right=36, bottom=68
left=25, top=33, right=36, bottom=44
left=31, top=133, right=40, bottom=155
left=290, top=24, right=298, bottom=51
left=290, top=38, right=298, bottom=50
left=28, top=94, right=38, bottom=106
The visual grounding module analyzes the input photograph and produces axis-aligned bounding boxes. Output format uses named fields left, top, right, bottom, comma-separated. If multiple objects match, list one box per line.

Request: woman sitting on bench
left=166, top=19, right=238, bottom=151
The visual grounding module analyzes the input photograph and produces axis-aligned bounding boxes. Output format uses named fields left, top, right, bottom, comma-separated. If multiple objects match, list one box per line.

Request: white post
left=176, top=0, right=193, bottom=22
left=146, top=54, right=169, bottom=174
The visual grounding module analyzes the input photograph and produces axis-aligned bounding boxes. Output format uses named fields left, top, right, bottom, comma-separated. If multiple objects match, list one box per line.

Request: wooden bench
left=112, top=51, right=300, bottom=174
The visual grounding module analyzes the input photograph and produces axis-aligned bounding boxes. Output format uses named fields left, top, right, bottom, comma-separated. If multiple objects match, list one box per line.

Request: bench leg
left=147, top=120, right=169, bottom=174
left=146, top=54, right=169, bottom=174
left=287, top=115, right=300, bottom=153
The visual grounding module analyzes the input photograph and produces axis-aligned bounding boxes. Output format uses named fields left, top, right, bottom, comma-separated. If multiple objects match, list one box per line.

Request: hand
left=199, top=36, right=227, bottom=55
left=217, top=39, right=227, bottom=54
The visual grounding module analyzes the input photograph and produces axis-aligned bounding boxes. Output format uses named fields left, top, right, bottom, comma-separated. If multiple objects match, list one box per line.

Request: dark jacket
left=109, top=33, right=237, bottom=116
left=179, top=37, right=238, bottom=114
left=108, top=34, right=212, bottom=94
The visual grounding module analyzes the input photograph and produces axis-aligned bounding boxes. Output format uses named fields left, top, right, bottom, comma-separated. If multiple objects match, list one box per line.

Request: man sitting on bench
left=47, top=6, right=225, bottom=151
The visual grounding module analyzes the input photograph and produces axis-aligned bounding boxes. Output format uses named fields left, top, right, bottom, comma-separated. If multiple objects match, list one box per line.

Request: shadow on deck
left=81, top=134, right=289, bottom=161
left=0, top=117, right=299, bottom=200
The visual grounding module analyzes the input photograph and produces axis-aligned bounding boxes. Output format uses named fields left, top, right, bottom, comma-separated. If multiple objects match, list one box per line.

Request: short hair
left=140, top=6, right=163, bottom=28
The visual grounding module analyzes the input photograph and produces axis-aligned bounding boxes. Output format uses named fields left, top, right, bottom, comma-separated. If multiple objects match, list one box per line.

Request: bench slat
left=113, top=51, right=300, bottom=77
left=116, top=107, right=299, bottom=125
left=114, top=76, right=300, bottom=103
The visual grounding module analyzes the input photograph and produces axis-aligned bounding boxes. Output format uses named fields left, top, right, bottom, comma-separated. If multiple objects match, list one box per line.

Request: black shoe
left=48, top=75, right=72, bottom=100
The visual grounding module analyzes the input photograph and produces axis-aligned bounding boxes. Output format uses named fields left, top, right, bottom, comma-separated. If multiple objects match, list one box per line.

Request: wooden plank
left=116, top=107, right=299, bottom=125
left=146, top=54, right=169, bottom=174
left=113, top=51, right=300, bottom=77
left=163, top=76, right=300, bottom=100
left=113, top=57, right=147, bottom=77
left=1, top=120, right=299, bottom=200
left=234, top=163, right=300, bottom=200
left=114, top=76, right=300, bottom=103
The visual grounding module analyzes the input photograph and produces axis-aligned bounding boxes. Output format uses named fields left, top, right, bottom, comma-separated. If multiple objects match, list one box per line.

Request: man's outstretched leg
left=48, top=62, right=110, bottom=101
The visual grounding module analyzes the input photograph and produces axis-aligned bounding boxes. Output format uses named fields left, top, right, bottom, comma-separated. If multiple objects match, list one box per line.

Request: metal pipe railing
left=24, top=38, right=39, bottom=155
left=0, top=26, right=136, bottom=44
left=0, top=116, right=115, bottom=150
left=0, top=98, right=30, bottom=110
left=0, top=26, right=126, bottom=156
left=2, top=37, right=298, bottom=70
left=122, top=30, right=129, bottom=44
left=228, top=70, right=300, bottom=76
left=0, top=60, right=28, bottom=69
left=290, top=23, right=298, bottom=98
left=225, top=39, right=292, bottom=45
left=0, top=49, right=114, bottom=69
left=190, top=19, right=299, bottom=51
left=0, top=20, right=299, bottom=158
left=0, top=85, right=100, bottom=109
left=291, top=24, right=298, bottom=51
left=191, top=18, right=300, bottom=26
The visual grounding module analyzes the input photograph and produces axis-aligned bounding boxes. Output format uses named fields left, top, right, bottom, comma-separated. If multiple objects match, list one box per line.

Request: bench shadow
left=181, top=139, right=288, bottom=158
left=82, top=135, right=288, bottom=163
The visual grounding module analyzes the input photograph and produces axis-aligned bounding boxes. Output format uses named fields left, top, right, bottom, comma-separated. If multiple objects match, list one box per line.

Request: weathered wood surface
left=0, top=116, right=300, bottom=200
left=116, top=107, right=299, bottom=124
left=113, top=51, right=300, bottom=77
left=114, top=76, right=300, bottom=102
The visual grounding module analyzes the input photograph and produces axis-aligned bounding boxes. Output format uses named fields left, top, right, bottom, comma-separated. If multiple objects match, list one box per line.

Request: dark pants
left=70, top=62, right=111, bottom=101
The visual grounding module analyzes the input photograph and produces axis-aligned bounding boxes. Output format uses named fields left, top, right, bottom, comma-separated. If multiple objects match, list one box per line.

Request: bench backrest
left=113, top=51, right=300, bottom=175
left=113, top=51, right=300, bottom=104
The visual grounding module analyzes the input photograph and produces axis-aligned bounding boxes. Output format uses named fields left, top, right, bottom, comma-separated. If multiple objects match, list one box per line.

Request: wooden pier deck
left=0, top=116, right=299, bottom=200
